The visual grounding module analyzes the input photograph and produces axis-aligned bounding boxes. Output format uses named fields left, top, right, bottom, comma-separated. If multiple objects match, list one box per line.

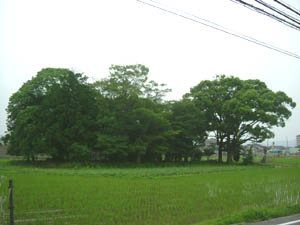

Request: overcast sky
left=1, top=0, right=299, bottom=146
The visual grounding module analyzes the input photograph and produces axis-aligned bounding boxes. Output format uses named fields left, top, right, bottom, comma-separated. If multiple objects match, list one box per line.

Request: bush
left=242, top=146, right=254, bottom=165
left=203, top=144, right=216, bottom=160
left=69, top=143, right=92, bottom=161
left=233, top=148, right=241, bottom=162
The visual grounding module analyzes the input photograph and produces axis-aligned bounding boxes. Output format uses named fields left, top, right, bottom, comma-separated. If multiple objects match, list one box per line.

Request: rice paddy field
left=0, top=157, right=300, bottom=225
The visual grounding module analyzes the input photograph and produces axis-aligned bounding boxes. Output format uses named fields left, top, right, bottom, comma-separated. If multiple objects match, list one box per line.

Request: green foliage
left=242, top=146, right=254, bottom=165
left=95, top=134, right=129, bottom=161
left=267, top=156, right=300, bottom=166
left=69, top=143, right=92, bottom=161
left=0, top=175, right=6, bottom=223
left=197, top=205, right=300, bottom=225
left=93, top=64, right=174, bottom=162
left=203, top=144, right=216, bottom=160
left=5, top=68, right=98, bottom=161
left=4, top=67, right=296, bottom=165
left=167, top=99, right=207, bottom=162
left=186, top=75, right=296, bottom=163
left=94, top=64, right=171, bottom=102
left=0, top=136, right=4, bottom=146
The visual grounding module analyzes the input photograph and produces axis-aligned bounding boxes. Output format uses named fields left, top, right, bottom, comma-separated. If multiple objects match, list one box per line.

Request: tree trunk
left=217, top=137, right=224, bottom=163
left=233, top=145, right=240, bottom=162
left=218, top=148, right=223, bottom=163
left=227, top=149, right=233, bottom=163
left=184, top=156, right=188, bottom=162
left=218, top=141, right=224, bottom=163
left=136, top=153, right=141, bottom=164
left=261, top=147, right=267, bottom=163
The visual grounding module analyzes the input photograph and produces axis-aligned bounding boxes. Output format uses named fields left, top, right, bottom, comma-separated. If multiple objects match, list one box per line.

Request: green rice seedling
left=268, top=156, right=300, bottom=166
left=0, top=175, right=7, bottom=224
left=0, top=159, right=300, bottom=224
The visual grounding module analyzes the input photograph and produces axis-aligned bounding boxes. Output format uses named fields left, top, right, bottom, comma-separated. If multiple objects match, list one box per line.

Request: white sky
left=0, top=0, right=299, bottom=146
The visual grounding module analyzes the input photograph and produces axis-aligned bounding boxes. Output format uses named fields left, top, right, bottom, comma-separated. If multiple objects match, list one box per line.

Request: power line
left=273, top=0, right=300, bottom=17
left=136, top=0, right=300, bottom=60
left=230, top=0, right=300, bottom=31
left=254, top=0, right=300, bottom=26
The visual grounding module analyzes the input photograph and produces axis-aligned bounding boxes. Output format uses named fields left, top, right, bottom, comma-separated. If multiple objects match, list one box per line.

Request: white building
left=297, top=135, right=300, bottom=146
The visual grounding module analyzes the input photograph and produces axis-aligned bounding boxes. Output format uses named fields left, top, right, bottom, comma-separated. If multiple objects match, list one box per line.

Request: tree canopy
left=93, top=64, right=174, bottom=163
left=3, top=68, right=296, bottom=164
left=166, top=99, right=207, bottom=162
left=5, top=68, right=99, bottom=161
left=186, top=75, right=296, bottom=163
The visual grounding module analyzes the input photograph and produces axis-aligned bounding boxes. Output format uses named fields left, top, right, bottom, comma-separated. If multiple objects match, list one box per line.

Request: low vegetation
left=1, top=157, right=300, bottom=225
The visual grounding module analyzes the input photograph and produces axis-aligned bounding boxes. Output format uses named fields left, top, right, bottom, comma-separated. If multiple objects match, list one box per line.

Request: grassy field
left=0, top=157, right=300, bottom=225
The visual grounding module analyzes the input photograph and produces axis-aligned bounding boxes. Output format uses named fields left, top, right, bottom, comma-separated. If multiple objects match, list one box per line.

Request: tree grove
left=3, top=69, right=296, bottom=163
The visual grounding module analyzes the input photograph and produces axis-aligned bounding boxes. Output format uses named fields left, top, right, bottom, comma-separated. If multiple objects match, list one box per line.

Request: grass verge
left=197, top=204, right=300, bottom=225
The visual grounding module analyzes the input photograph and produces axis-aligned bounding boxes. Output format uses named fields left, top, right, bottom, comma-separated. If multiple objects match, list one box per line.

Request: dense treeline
left=2, top=65, right=296, bottom=163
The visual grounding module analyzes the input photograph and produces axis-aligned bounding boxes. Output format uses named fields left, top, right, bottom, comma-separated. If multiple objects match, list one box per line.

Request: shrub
left=242, top=146, right=254, bottom=165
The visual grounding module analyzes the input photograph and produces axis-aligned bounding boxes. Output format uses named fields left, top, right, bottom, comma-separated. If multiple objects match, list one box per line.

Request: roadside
left=245, top=214, right=300, bottom=225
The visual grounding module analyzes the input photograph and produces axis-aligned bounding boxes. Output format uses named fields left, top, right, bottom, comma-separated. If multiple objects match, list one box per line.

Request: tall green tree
left=5, top=68, right=99, bottom=161
left=167, top=99, right=207, bottom=162
left=94, top=64, right=170, bottom=102
left=93, top=64, right=173, bottom=162
left=186, top=75, right=296, bottom=163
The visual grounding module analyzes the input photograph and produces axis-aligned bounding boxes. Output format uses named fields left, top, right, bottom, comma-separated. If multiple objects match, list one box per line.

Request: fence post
left=9, top=179, right=14, bottom=225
